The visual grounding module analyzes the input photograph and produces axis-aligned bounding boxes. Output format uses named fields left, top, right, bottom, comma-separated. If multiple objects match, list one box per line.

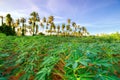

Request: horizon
left=0, top=0, right=120, bottom=35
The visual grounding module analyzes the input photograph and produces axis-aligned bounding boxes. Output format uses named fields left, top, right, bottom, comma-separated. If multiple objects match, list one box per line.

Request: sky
left=0, top=0, right=120, bottom=34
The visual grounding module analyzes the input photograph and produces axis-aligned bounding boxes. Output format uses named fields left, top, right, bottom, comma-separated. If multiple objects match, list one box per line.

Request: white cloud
left=46, top=0, right=77, bottom=14
left=54, top=20, right=66, bottom=24
left=0, top=0, right=50, bottom=19
left=54, top=16, right=63, bottom=19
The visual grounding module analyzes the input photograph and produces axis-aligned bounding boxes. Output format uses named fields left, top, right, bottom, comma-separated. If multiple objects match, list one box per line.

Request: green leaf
left=72, top=62, right=78, bottom=69
left=0, top=77, right=7, bottom=80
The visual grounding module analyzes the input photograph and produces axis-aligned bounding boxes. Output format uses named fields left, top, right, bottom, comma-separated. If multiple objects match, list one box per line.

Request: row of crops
left=0, top=33, right=120, bottom=80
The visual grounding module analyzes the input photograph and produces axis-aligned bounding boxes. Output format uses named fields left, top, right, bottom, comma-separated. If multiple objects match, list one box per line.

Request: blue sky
left=0, top=0, right=120, bottom=34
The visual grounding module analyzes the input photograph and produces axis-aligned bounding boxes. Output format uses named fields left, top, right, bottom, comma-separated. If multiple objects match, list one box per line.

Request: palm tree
left=36, top=24, right=39, bottom=34
left=11, top=20, right=16, bottom=32
left=78, top=31, right=82, bottom=37
left=66, top=25, right=70, bottom=36
left=72, top=22, right=77, bottom=31
left=53, top=23, right=56, bottom=32
left=57, top=25, right=60, bottom=33
left=81, top=26, right=87, bottom=36
left=67, top=19, right=71, bottom=25
left=46, top=21, right=49, bottom=30
left=77, top=25, right=82, bottom=36
left=28, top=18, right=33, bottom=35
left=40, top=22, right=44, bottom=33
left=62, top=23, right=65, bottom=36
left=20, top=17, right=26, bottom=36
left=30, top=11, right=40, bottom=36
left=28, top=18, right=32, bottom=25
left=0, top=16, right=3, bottom=26
left=66, top=19, right=71, bottom=36
left=6, top=14, right=12, bottom=26
left=16, top=19, right=20, bottom=27
left=14, top=19, right=20, bottom=33
left=86, top=32, right=90, bottom=36
left=48, top=16, right=55, bottom=34
left=42, top=17, right=46, bottom=23
left=40, top=22, right=44, bottom=28
left=48, top=16, right=54, bottom=23
left=42, top=17, right=46, bottom=32
left=50, top=22, right=55, bottom=34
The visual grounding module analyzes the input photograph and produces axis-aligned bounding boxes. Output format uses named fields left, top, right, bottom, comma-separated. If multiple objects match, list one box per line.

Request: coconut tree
left=53, top=23, right=56, bottom=32
left=28, top=18, right=33, bottom=35
left=42, top=17, right=47, bottom=32
left=40, top=22, right=44, bottom=28
left=66, top=19, right=71, bottom=36
left=62, top=23, right=65, bottom=36
left=40, top=22, right=44, bottom=33
left=20, top=17, right=26, bottom=36
left=43, top=17, right=46, bottom=23
left=50, top=22, right=56, bottom=34
left=67, top=19, right=71, bottom=25
left=48, top=16, right=54, bottom=23
left=72, top=22, right=76, bottom=36
left=78, top=31, right=82, bottom=37
left=72, top=22, right=77, bottom=31
left=36, top=24, right=39, bottom=34
left=46, top=21, right=49, bottom=30
left=6, top=14, right=12, bottom=26
left=30, top=11, right=40, bottom=36
left=81, top=26, right=87, bottom=36
left=11, top=20, right=16, bottom=33
left=77, top=25, right=82, bottom=36
left=86, top=32, right=90, bottom=36
left=48, top=16, right=55, bottom=34
left=16, top=19, right=20, bottom=27
left=62, top=23, right=65, bottom=31
left=66, top=25, right=70, bottom=36
left=14, top=19, right=20, bottom=34
left=57, top=25, right=60, bottom=33
left=0, top=16, right=3, bottom=26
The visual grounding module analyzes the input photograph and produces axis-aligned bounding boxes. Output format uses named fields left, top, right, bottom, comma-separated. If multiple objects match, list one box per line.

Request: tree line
left=0, top=11, right=89, bottom=36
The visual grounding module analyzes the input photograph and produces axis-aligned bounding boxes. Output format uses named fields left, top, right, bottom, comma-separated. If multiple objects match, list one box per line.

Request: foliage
left=0, top=24, right=16, bottom=36
left=0, top=34, right=120, bottom=80
left=0, top=12, right=89, bottom=36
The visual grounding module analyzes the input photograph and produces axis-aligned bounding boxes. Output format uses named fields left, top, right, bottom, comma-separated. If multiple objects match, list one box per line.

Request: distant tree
left=67, top=19, right=71, bottom=25
left=0, top=12, right=89, bottom=37
left=0, top=16, right=3, bottom=26
left=81, top=26, right=87, bottom=36
left=20, top=17, right=26, bottom=36
left=0, top=24, right=16, bottom=36
left=40, top=22, right=44, bottom=30
left=62, top=23, right=65, bottom=36
left=6, top=14, right=12, bottom=26
left=42, top=17, right=47, bottom=32
left=28, top=18, right=33, bottom=35
left=50, top=22, right=56, bottom=34
left=66, top=24, right=70, bottom=36
left=57, top=25, right=60, bottom=33
left=48, top=16, right=54, bottom=23
left=42, top=17, right=47, bottom=23
left=36, top=24, right=39, bottom=34
left=30, top=11, right=40, bottom=36
left=48, top=16, right=55, bottom=34
left=62, top=23, right=65, bottom=31
left=11, top=20, right=16, bottom=33
left=46, top=21, right=49, bottom=30
left=16, top=19, right=20, bottom=27
left=72, top=22, right=77, bottom=31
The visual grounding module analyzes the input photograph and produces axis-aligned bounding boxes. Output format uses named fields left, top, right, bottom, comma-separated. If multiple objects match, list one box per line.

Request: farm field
left=0, top=34, right=120, bottom=80
left=1, top=0, right=120, bottom=80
